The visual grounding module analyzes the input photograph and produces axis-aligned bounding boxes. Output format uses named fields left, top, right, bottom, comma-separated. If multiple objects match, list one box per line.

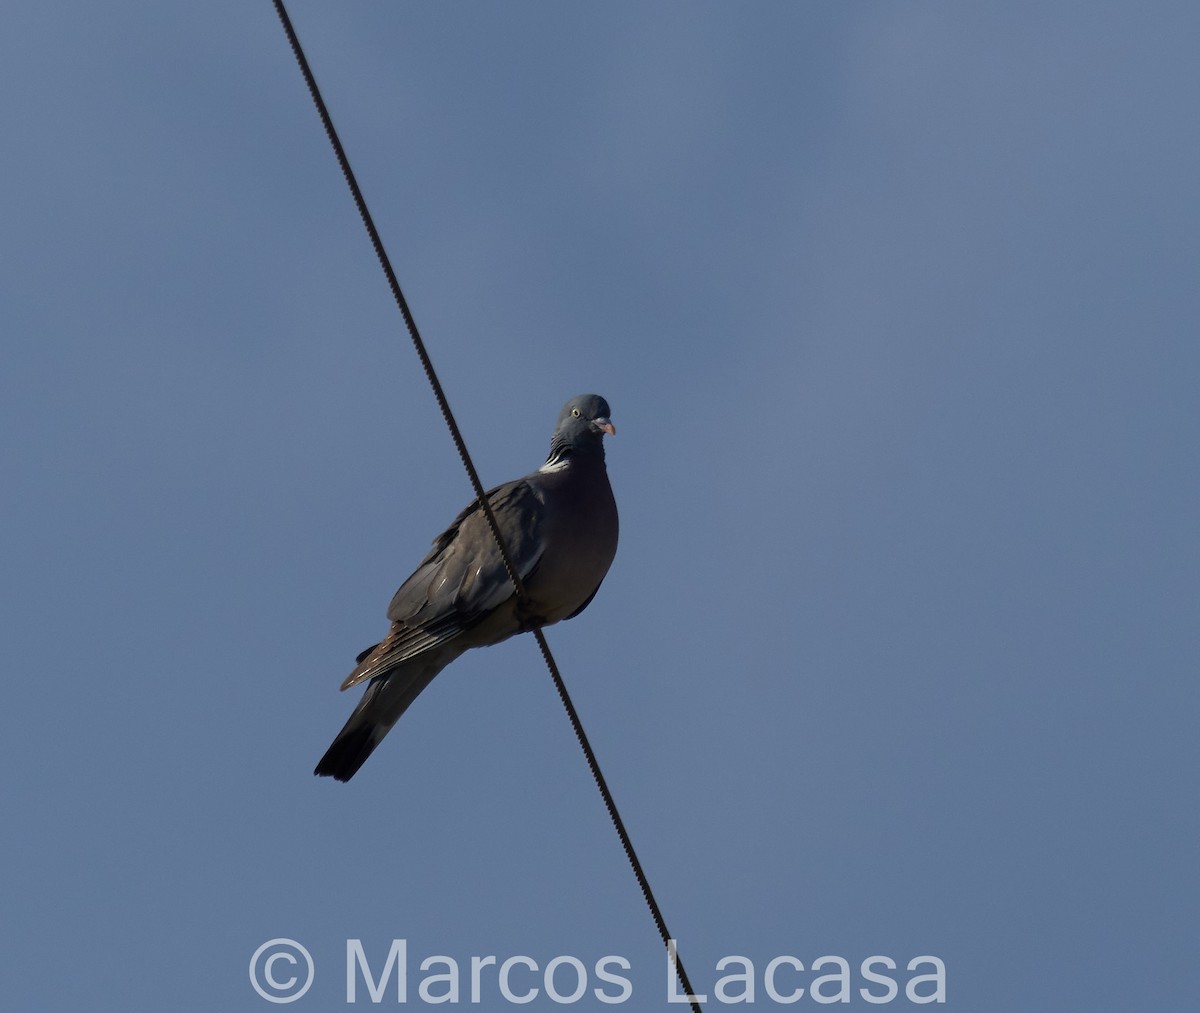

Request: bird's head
left=547, top=394, right=616, bottom=463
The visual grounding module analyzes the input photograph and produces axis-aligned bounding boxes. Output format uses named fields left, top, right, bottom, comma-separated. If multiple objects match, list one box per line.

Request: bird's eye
left=571, top=407, right=581, bottom=417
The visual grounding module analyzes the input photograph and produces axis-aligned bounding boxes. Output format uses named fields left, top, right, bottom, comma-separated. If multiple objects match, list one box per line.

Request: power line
left=269, top=3, right=704, bottom=1009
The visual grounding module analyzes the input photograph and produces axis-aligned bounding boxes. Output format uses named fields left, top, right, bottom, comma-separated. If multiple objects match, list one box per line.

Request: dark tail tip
left=314, top=723, right=380, bottom=782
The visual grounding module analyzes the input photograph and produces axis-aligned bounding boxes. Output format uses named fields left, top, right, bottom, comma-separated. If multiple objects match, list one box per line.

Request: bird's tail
left=313, top=717, right=382, bottom=783
left=314, top=660, right=445, bottom=782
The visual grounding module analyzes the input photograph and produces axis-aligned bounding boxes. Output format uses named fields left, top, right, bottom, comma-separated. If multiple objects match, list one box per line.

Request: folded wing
left=341, top=479, right=545, bottom=689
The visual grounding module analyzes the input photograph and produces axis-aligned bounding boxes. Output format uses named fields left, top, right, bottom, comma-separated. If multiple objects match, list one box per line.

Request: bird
left=315, top=394, right=619, bottom=781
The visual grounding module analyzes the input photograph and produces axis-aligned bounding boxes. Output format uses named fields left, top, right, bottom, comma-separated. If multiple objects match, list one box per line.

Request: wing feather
left=343, top=479, right=544, bottom=689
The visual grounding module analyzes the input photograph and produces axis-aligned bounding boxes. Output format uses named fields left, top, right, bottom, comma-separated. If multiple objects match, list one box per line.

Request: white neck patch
left=538, top=456, right=570, bottom=474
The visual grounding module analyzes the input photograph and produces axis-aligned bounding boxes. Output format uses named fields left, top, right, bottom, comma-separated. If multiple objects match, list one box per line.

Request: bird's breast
left=522, top=468, right=618, bottom=625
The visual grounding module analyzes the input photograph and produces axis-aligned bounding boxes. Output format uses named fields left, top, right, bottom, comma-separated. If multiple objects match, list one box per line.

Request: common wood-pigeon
left=315, top=394, right=618, bottom=781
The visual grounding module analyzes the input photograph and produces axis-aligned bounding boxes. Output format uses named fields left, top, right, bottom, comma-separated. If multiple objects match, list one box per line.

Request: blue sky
left=2, top=2, right=1196, bottom=1009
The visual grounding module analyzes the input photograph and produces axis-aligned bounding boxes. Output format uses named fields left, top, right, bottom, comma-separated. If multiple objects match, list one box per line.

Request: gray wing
left=341, top=478, right=545, bottom=688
